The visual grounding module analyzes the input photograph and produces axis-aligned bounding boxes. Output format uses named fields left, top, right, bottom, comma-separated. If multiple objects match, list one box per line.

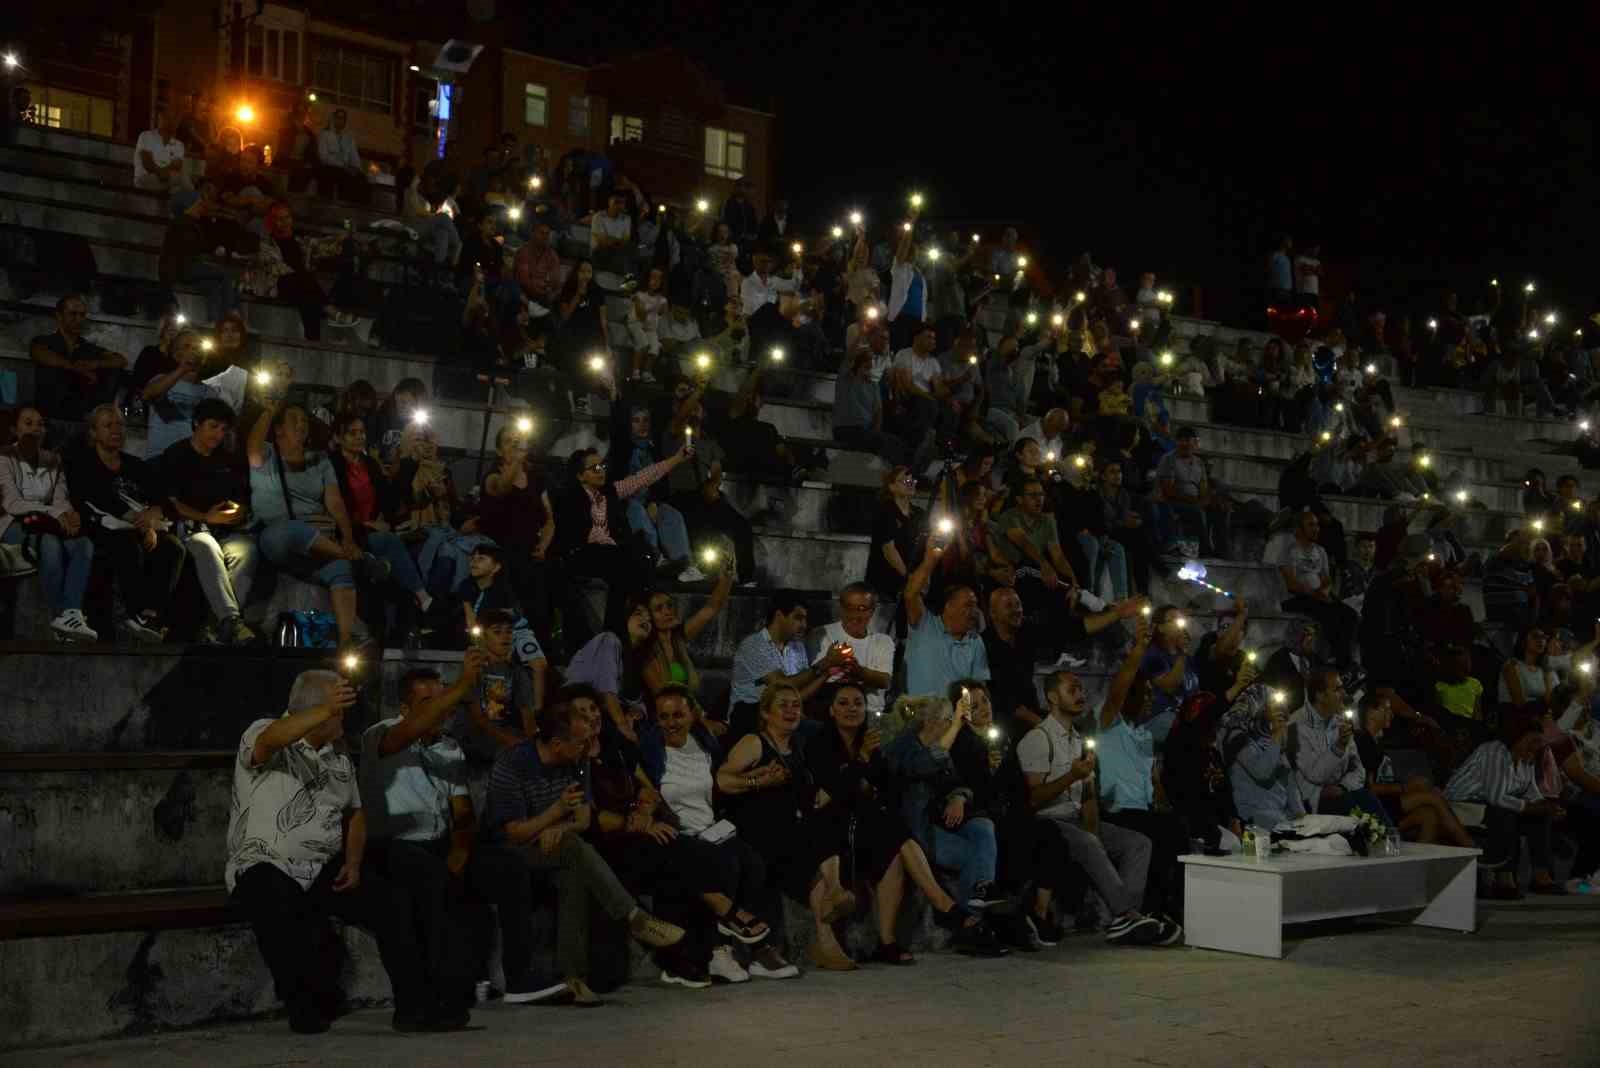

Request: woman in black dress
left=717, top=683, right=857, bottom=969
left=801, top=683, right=988, bottom=964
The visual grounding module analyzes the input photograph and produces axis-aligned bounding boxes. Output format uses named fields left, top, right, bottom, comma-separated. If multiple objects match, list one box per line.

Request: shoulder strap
left=273, top=447, right=296, bottom=520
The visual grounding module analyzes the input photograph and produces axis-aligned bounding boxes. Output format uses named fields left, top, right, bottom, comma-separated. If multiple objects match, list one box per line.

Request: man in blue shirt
left=361, top=656, right=487, bottom=1025
left=471, top=701, right=685, bottom=1006
left=728, top=590, right=845, bottom=737
left=904, top=540, right=990, bottom=697
left=1096, top=620, right=1192, bottom=924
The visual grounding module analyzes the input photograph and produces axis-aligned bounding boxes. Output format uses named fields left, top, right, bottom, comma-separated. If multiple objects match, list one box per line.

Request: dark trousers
left=366, top=837, right=477, bottom=1012
left=596, top=831, right=728, bottom=967
left=670, top=491, right=756, bottom=582
left=230, top=857, right=427, bottom=1017
left=94, top=530, right=185, bottom=620
left=1109, top=526, right=1155, bottom=595
left=833, top=424, right=913, bottom=468
left=564, top=542, right=648, bottom=637
left=1567, top=794, right=1600, bottom=879
left=1281, top=594, right=1360, bottom=668
left=1484, top=805, right=1554, bottom=873
left=278, top=271, right=329, bottom=340
left=999, top=815, right=1081, bottom=895
left=1102, top=807, right=1190, bottom=914
left=1320, top=787, right=1396, bottom=830
left=316, top=164, right=371, bottom=205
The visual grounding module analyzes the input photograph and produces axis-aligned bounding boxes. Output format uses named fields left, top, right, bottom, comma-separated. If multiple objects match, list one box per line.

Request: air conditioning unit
left=432, top=40, right=484, bottom=74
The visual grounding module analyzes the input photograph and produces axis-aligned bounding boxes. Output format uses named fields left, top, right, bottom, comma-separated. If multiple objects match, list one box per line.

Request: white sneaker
left=1054, top=652, right=1089, bottom=669
left=51, top=610, right=98, bottom=643
left=676, top=565, right=706, bottom=583
left=747, top=945, right=799, bottom=980
left=708, top=946, right=750, bottom=984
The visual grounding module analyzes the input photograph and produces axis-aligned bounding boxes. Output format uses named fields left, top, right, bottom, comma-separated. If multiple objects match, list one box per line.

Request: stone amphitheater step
left=0, top=753, right=232, bottom=895
left=0, top=894, right=393, bottom=1049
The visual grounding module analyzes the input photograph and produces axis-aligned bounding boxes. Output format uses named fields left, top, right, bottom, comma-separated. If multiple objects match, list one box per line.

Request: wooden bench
left=1179, top=843, right=1480, bottom=958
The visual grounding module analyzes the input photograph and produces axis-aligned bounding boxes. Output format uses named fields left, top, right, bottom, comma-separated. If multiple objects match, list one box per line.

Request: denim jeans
left=1076, top=532, right=1130, bottom=600
left=3, top=525, right=93, bottom=616
left=625, top=498, right=689, bottom=563
left=364, top=530, right=425, bottom=595
left=416, top=526, right=491, bottom=598
left=185, top=261, right=239, bottom=323
left=931, top=816, right=999, bottom=905
left=253, top=520, right=354, bottom=589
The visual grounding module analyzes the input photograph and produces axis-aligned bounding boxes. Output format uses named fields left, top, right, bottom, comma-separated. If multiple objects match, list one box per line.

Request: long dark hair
left=556, top=257, right=593, bottom=307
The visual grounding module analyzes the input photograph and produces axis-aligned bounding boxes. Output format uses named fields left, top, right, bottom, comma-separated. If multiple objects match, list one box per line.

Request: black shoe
left=1152, top=913, right=1185, bottom=947
left=288, top=1003, right=329, bottom=1034
left=931, top=903, right=973, bottom=931
left=427, top=1006, right=472, bottom=1031
left=953, top=919, right=1010, bottom=957
left=391, top=1009, right=430, bottom=1032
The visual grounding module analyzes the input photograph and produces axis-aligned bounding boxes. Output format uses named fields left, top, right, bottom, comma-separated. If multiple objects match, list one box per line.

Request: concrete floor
left=12, top=902, right=1600, bottom=1068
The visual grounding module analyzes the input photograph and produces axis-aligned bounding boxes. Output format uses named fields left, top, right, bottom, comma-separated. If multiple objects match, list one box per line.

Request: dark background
left=536, top=3, right=1598, bottom=326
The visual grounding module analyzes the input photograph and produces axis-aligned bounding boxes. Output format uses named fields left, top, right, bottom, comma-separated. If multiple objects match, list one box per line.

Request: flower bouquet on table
left=1345, top=808, right=1388, bottom=857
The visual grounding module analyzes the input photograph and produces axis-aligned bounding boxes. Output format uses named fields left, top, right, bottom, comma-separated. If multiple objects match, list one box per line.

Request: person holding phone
left=158, top=396, right=258, bottom=644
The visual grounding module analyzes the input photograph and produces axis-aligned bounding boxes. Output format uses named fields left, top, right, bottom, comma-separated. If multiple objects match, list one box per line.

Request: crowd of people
left=6, top=99, right=1600, bottom=1037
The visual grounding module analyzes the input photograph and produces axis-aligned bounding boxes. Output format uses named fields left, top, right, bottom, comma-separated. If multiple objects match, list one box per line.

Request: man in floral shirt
left=226, top=669, right=452, bottom=1035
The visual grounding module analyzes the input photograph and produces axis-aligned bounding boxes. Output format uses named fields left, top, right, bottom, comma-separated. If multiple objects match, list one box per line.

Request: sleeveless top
left=726, top=731, right=809, bottom=849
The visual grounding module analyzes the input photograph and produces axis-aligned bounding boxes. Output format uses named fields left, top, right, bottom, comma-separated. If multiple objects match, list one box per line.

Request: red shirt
left=344, top=458, right=378, bottom=524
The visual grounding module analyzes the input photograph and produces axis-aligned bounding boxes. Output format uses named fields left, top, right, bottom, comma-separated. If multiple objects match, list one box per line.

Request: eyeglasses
left=582, top=462, right=606, bottom=472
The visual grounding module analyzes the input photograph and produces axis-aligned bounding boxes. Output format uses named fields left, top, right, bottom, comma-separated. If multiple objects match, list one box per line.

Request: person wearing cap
left=1277, top=509, right=1359, bottom=669
left=1155, top=426, right=1231, bottom=559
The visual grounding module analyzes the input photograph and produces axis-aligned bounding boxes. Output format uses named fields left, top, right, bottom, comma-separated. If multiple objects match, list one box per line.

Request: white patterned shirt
left=225, top=718, right=360, bottom=892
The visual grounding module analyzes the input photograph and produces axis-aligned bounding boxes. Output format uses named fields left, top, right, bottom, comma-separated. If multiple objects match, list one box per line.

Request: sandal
left=717, top=909, right=771, bottom=945
left=868, top=940, right=916, bottom=966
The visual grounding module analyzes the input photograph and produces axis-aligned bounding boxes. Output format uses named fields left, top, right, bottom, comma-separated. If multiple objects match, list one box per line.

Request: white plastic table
left=1179, top=843, right=1480, bottom=958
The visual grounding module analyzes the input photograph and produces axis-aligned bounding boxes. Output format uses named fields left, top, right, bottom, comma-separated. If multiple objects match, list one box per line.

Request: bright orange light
left=235, top=104, right=256, bottom=124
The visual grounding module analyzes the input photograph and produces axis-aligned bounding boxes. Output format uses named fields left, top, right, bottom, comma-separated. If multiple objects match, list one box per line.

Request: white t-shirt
left=1016, top=715, right=1085, bottom=821
left=1294, top=255, right=1321, bottom=296
left=660, top=736, right=716, bottom=835
left=1283, top=539, right=1330, bottom=594
left=811, top=622, right=896, bottom=715
left=134, top=129, right=185, bottom=182
left=893, top=348, right=942, bottom=394
left=591, top=212, right=632, bottom=251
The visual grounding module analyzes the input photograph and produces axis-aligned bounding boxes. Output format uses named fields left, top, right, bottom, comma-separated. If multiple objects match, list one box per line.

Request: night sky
left=535, top=3, right=1598, bottom=325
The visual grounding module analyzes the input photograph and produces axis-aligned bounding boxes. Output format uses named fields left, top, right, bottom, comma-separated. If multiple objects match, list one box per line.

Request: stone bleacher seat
left=0, top=121, right=1585, bottom=1052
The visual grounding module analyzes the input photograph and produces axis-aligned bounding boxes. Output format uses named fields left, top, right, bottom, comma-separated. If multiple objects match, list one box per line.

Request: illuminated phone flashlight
left=174, top=313, right=187, bottom=326
left=684, top=425, right=693, bottom=445
left=1085, top=737, right=1096, bottom=751
left=1533, top=518, right=1546, bottom=532
left=1454, top=489, right=1468, bottom=503
left=1129, top=319, right=1141, bottom=333
left=341, top=652, right=361, bottom=675
left=927, top=247, right=941, bottom=262
left=1581, top=420, right=1592, bottom=432
left=254, top=369, right=272, bottom=386
left=1245, top=650, right=1258, bottom=664
left=516, top=415, right=533, bottom=434
left=866, top=306, right=880, bottom=321
left=1365, top=362, right=1377, bottom=375
left=1319, top=431, right=1332, bottom=442
left=968, top=353, right=978, bottom=365
left=1427, top=552, right=1437, bottom=561
left=791, top=241, right=803, bottom=256
left=695, top=199, right=709, bottom=213
left=701, top=546, right=719, bottom=566
left=507, top=206, right=522, bottom=221
left=1525, top=281, right=1536, bottom=294
left=1529, top=329, right=1541, bottom=341
left=1072, top=454, right=1088, bottom=469
left=470, top=625, right=482, bottom=640
left=694, top=351, right=712, bottom=371
left=937, top=516, right=955, bottom=536
left=1160, top=351, right=1174, bottom=367
left=1141, top=604, right=1153, bottom=617
left=1416, top=453, right=1431, bottom=468
left=235, top=103, right=256, bottom=124
left=1074, top=291, right=1087, bottom=303
left=1581, top=661, right=1595, bottom=676
left=1422, top=492, right=1431, bottom=501
left=1016, top=255, right=1028, bottom=268
left=657, top=203, right=665, bottom=213
left=410, top=407, right=430, bottom=426
left=1390, top=414, right=1403, bottom=428
left=849, top=210, right=863, bottom=226
left=1174, top=615, right=1187, bottom=629
left=1490, top=278, right=1498, bottom=287
left=528, top=175, right=543, bottom=190
left=1574, top=500, right=1585, bottom=512
left=1427, top=318, right=1438, bottom=330
left=1271, top=689, right=1286, bottom=706
left=831, top=225, right=844, bottom=239
left=986, top=726, right=1000, bottom=741
left=1051, top=312, right=1064, bottom=327
left=909, top=192, right=924, bottom=209
left=588, top=354, right=607, bottom=373
left=971, top=233, right=981, bottom=244
left=901, top=221, right=912, bottom=233
left=769, top=346, right=785, bottom=363
left=1545, top=312, right=1558, bottom=326
left=1026, top=311, right=1039, bottom=325
left=993, top=273, right=1001, bottom=282
left=1343, top=709, right=1355, bottom=722
left=200, top=338, right=214, bottom=352
left=1334, top=402, right=1344, bottom=412
left=1044, top=450, right=1057, bottom=463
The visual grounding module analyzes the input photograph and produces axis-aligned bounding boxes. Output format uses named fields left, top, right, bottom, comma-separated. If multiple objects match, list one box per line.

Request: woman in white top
left=0, top=406, right=97, bottom=640
left=653, top=685, right=799, bottom=981
left=1499, top=624, right=1558, bottom=706
left=626, top=267, right=668, bottom=381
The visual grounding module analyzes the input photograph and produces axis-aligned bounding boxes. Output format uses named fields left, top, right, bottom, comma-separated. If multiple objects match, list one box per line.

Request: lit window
left=523, top=83, right=547, bottom=127
left=309, top=39, right=395, bottom=115
left=704, top=126, right=745, bottom=179
left=609, top=114, right=644, bottom=144
left=569, top=94, right=590, bottom=137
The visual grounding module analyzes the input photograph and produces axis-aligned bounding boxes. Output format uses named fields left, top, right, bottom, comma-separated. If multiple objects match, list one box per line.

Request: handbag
left=17, top=512, right=68, bottom=565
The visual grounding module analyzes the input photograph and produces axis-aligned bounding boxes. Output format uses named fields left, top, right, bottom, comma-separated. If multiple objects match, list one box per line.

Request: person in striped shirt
left=1444, top=712, right=1565, bottom=898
